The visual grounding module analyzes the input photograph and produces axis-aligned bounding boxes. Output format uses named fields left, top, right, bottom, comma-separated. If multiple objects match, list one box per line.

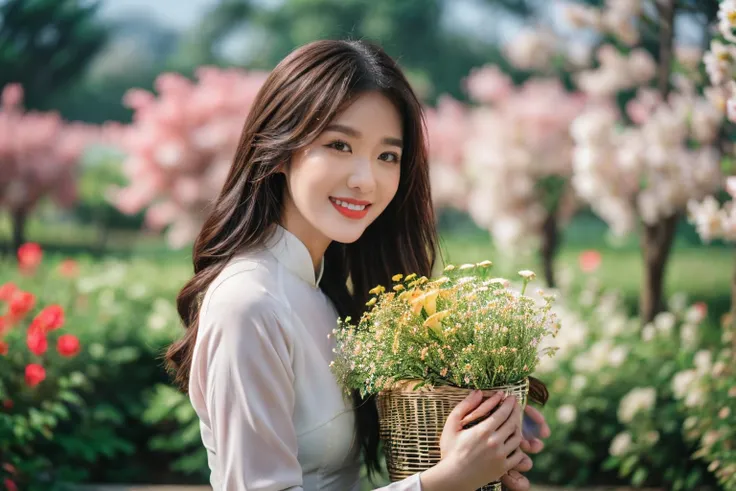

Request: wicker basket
left=377, top=378, right=529, bottom=491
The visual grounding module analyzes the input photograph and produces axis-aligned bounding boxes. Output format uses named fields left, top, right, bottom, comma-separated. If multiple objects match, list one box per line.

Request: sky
left=99, top=0, right=217, bottom=29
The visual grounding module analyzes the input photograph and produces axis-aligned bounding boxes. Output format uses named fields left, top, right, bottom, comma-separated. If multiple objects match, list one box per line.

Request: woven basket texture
left=377, top=378, right=530, bottom=491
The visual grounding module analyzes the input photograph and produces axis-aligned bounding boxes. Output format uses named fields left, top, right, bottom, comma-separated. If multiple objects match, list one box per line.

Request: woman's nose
left=346, top=157, right=376, bottom=193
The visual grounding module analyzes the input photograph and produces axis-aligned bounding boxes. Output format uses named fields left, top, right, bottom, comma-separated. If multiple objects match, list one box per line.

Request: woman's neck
left=280, top=211, right=330, bottom=275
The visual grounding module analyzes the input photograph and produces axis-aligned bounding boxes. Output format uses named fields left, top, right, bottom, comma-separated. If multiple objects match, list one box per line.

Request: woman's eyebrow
left=325, top=123, right=403, bottom=148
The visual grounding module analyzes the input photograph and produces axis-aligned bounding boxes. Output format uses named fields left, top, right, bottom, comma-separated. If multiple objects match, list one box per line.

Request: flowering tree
left=688, top=1, right=736, bottom=331
left=0, top=84, right=97, bottom=251
left=460, top=66, right=586, bottom=287
left=424, top=95, right=471, bottom=212
left=565, top=0, right=725, bottom=322
left=110, top=67, right=268, bottom=248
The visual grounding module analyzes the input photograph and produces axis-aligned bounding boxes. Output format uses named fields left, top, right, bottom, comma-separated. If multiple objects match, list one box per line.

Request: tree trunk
left=638, top=0, right=677, bottom=325
left=11, top=209, right=27, bottom=254
left=639, top=214, right=678, bottom=324
left=656, top=0, right=675, bottom=98
left=540, top=212, right=558, bottom=288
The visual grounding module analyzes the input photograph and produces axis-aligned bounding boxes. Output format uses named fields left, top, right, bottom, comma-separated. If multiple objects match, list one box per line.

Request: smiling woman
left=163, top=39, right=538, bottom=491
left=282, top=91, right=404, bottom=263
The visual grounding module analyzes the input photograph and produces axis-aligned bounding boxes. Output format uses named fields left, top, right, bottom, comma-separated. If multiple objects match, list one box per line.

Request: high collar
left=265, top=224, right=324, bottom=288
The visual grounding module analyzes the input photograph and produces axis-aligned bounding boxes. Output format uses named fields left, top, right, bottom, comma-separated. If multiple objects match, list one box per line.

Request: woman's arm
left=195, top=290, right=303, bottom=491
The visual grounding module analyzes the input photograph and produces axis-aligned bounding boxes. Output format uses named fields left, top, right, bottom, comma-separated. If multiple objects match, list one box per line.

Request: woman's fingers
left=500, top=470, right=531, bottom=491
left=477, top=395, right=517, bottom=433
left=491, top=402, right=522, bottom=445
left=504, top=448, right=526, bottom=472
left=460, top=391, right=504, bottom=426
left=446, top=390, right=483, bottom=430
left=499, top=424, right=523, bottom=456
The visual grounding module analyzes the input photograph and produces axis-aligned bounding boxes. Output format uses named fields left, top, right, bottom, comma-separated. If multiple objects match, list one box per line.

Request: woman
left=166, top=39, right=549, bottom=491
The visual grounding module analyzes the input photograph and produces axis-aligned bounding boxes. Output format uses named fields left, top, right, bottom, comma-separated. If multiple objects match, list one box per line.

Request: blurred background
left=1, top=0, right=735, bottom=490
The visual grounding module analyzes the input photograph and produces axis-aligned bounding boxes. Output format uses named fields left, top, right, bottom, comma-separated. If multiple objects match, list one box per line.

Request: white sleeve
left=198, top=292, right=303, bottom=491
left=373, top=473, right=424, bottom=490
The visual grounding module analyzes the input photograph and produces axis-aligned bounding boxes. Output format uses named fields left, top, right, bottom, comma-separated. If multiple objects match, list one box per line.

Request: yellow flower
left=392, top=273, right=404, bottom=282
left=459, top=263, right=475, bottom=270
left=369, top=285, right=385, bottom=295
left=418, top=276, right=429, bottom=284
left=365, top=297, right=377, bottom=307
left=410, top=289, right=439, bottom=316
left=404, top=273, right=417, bottom=281
left=392, top=330, right=401, bottom=354
left=443, top=264, right=455, bottom=272
left=393, top=284, right=405, bottom=292
left=424, top=310, right=451, bottom=336
left=477, top=260, right=493, bottom=268
left=430, top=276, right=451, bottom=287
left=398, top=288, right=422, bottom=303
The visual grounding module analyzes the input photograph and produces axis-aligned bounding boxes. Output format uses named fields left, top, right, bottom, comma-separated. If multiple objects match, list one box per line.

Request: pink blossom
left=111, top=68, right=268, bottom=247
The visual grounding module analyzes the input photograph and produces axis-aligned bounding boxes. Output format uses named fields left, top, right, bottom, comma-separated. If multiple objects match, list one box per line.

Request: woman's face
left=282, top=91, right=403, bottom=255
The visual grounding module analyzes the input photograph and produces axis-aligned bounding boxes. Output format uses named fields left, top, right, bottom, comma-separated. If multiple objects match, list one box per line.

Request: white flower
left=641, top=323, right=656, bottom=341
left=571, top=375, right=587, bottom=392
left=694, top=350, right=713, bottom=375
left=488, top=278, right=510, bottom=288
left=672, top=369, right=698, bottom=399
left=518, top=270, right=536, bottom=280
left=608, top=345, right=629, bottom=367
left=653, top=311, right=676, bottom=335
left=618, top=387, right=656, bottom=423
left=685, top=386, right=706, bottom=408
left=556, top=405, right=577, bottom=424
left=610, top=432, right=633, bottom=456
left=680, top=323, right=699, bottom=349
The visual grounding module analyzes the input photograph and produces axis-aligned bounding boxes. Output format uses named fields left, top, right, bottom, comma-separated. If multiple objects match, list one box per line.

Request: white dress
left=189, top=224, right=423, bottom=491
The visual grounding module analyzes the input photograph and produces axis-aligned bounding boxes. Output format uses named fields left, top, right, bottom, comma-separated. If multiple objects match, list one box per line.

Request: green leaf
left=632, top=467, right=648, bottom=487
left=620, top=454, right=639, bottom=477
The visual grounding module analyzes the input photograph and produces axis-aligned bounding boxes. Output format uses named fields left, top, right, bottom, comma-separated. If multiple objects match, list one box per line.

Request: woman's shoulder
left=200, top=251, right=284, bottom=324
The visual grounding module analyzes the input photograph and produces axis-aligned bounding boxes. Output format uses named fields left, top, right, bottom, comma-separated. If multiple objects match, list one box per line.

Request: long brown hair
left=166, top=39, right=438, bottom=476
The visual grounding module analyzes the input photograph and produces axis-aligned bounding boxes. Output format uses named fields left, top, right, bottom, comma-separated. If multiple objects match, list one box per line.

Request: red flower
left=694, top=301, right=708, bottom=318
left=2, top=400, right=12, bottom=410
left=2, top=463, right=15, bottom=474
left=17, top=242, right=42, bottom=271
left=32, top=305, right=65, bottom=331
left=57, top=334, right=80, bottom=357
left=578, top=249, right=602, bottom=273
left=26, top=324, right=48, bottom=356
left=24, top=363, right=46, bottom=387
left=0, top=317, right=8, bottom=336
left=0, top=341, right=7, bottom=356
left=4, top=478, right=18, bottom=491
left=8, top=291, right=35, bottom=318
left=0, top=283, right=17, bottom=302
left=58, top=258, right=79, bottom=278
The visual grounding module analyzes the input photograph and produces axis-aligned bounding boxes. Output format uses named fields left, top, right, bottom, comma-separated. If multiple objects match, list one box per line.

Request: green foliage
left=0, top=0, right=109, bottom=110
left=525, top=274, right=720, bottom=489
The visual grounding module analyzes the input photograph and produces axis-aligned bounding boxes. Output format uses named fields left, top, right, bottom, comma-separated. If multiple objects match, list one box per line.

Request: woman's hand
left=500, top=404, right=551, bottom=491
left=419, top=390, right=525, bottom=491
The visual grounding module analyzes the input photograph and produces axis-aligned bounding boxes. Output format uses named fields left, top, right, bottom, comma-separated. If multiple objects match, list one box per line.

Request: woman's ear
left=275, top=157, right=291, bottom=176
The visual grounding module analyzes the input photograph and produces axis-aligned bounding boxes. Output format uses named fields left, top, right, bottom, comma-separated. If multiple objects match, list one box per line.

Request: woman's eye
left=379, top=152, right=400, bottom=163
left=327, top=140, right=351, bottom=152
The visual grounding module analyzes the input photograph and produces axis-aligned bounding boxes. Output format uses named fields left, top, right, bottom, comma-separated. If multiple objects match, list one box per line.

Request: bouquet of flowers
left=330, top=261, right=561, bottom=491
